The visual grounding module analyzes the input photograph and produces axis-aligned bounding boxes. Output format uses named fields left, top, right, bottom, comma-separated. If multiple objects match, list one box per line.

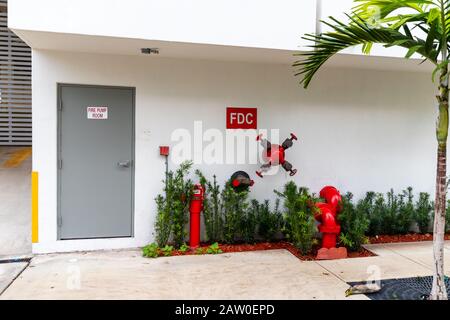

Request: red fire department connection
left=314, top=186, right=342, bottom=249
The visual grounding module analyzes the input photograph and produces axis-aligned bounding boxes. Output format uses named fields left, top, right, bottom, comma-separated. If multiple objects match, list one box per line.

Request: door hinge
left=58, top=159, right=62, bottom=170
left=58, top=215, right=62, bottom=227
left=58, top=100, right=63, bottom=111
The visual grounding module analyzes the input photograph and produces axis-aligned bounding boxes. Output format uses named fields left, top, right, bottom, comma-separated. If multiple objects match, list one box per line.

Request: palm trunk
left=430, top=67, right=449, bottom=300
left=431, top=144, right=448, bottom=300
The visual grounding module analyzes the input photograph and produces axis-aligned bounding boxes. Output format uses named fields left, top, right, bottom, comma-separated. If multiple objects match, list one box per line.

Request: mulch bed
left=171, top=241, right=375, bottom=261
left=168, top=233, right=450, bottom=261
left=368, top=233, right=450, bottom=244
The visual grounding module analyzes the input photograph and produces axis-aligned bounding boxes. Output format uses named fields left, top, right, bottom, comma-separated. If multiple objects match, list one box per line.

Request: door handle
left=117, top=160, right=131, bottom=168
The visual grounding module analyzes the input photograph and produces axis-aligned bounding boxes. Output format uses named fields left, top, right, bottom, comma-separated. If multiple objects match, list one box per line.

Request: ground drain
left=348, top=276, right=450, bottom=300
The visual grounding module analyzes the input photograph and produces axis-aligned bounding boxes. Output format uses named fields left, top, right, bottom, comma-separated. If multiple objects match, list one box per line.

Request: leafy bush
left=275, top=182, right=318, bottom=254
left=338, top=192, right=369, bottom=251
left=367, top=192, right=386, bottom=236
left=416, top=193, right=433, bottom=234
left=195, top=247, right=205, bottom=255
left=239, top=199, right=258, bottom=243
left=154, top=195, right=172, bottom=247
left=195, top=171, right=223, bottom=243
left=179, top=243, right=190, bottom=253
left=221, top=183, right=250, bottom=243
left=360, top=191, right=384, bottom=235
left=256, top=199, right=284, bottom=242
left=196, top=172, right=284, bottom=244
left=366, top=188, right=416, bottom=236
left=142, top=243, right=159, bottom=258
left=154, top=161, right=193, bottom=248
left=169, top=161, right=194, bottom=248
left=161, top=245, right=174, bottom=257
left=381, top=189, right=399, bottom=235
left=396, top=187, right=415, bottom=234
left=206, top=242, right=223, bottom=254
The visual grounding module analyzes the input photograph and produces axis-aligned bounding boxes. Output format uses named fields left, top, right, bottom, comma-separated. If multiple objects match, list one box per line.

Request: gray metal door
left=58, top=85, right=134, bottom=239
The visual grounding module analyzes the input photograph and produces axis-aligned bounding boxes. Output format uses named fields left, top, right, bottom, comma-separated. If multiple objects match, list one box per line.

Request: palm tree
left=294, top=0, right=449, bottom=299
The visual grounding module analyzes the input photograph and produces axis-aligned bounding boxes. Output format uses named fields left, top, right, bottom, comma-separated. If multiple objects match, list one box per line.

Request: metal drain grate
left=348, top=276, right=450, bottom=300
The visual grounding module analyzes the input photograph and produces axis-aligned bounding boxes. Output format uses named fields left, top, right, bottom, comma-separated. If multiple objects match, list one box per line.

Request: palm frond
left=294, top=13, right=439, bottom=88
left=353, top=0, right=434, bottom=20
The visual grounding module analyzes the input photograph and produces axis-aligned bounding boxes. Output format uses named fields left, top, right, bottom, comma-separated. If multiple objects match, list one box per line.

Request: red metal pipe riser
left=190, top=212, right=201, bottom=248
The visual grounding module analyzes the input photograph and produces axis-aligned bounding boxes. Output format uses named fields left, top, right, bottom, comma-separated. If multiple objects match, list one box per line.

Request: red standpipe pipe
left=189, top=184, right=204, bottom=248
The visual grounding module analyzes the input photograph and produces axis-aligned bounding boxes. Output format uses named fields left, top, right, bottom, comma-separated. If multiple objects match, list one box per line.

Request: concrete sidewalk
left=0, top=249, right=367, bottom=300
left=0, top=261, right=29, bottom=295
left=1, top=241, right=448, bottom=300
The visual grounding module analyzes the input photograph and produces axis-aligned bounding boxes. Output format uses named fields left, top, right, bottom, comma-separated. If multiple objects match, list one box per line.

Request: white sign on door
left=87, top=106, right=108, bottom=120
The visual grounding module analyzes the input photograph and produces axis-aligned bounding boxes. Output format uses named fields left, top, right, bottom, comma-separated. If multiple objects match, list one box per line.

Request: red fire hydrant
left=189, top=184, right=205, bottom=249
left=314, top=186, right=342, bottom=249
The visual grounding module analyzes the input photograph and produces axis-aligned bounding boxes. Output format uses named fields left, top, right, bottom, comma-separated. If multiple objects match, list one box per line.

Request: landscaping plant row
left=143, top=161, right=450, bottom=258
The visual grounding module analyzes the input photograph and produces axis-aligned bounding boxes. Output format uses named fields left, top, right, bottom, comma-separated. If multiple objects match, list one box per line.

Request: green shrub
left=381, top=189, right=399, bottom=235
left=366, top=188, right=415, bottom=235
left=195, top=171, right=223, bottom=243
left=170, top=161, right=194, bottom=248
left=206, top=242, right=223, bottom=254
left=196, top=172, right=269, bottom=244
left=154, top=195, right=172, bottom=247
left=275, top=182, right=318, bottom=254
left=179, top=243, right=190, bottom=253
left=154, top=161, right=193, bottom=248
left=256, top=199, right=284, bottom=242
left=396, top=187, right=415, bottom=234
left=338, top=192, right=369, bottom=251
left=195, top=247, right=205, bottom=255
left=221, top=183, right=250, bottom=243
left=416, top=193, right=433, bottom=234
left=161, top=245, right=174, bottom=257
left=431, top=201, right=450, bottom=233
left=239, top=199, right=258, bottom=243
left=368, top=192, right=386, bottom=236
left=142, top=243, right=159, bottom=258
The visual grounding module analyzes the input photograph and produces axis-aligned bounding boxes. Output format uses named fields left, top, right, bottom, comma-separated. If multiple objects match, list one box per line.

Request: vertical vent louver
left=0, top=0, right=32, bottom=146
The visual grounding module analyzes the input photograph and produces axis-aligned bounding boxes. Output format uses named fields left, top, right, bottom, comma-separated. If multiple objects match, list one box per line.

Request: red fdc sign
left=226, top=107, right=257, bottom=129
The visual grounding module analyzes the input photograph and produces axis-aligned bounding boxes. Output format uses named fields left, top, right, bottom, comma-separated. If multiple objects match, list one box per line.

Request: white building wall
left=9, top=0, right=317, bottom=50
left=9, top=0, right=419, bottom=60
left=32, top=49, right=437, bottom=253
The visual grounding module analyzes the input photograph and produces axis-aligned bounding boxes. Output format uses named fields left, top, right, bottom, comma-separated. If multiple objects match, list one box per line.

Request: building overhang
left=13, top=29, right=434, bottom=73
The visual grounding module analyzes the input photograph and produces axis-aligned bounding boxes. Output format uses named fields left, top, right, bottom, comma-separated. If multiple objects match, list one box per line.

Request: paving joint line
left=0, top=258, right=32, bottom=296
left=376, top=243, right=435, bottom=272
left=313, top=261, right=349, bottom=284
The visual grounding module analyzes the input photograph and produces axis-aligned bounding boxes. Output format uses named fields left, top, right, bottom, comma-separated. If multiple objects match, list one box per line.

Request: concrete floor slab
left=0, top=249, right=366, bottom=300
left=317, top=255, right=432, bottom=282
left=0, top=147, right=31, bottom=257
left=378, top=241, right=435, bottom=253
left=364, top=242, right=450, bottom=276
left=363, top=244, right=401, bottom=256
left=383, top=244, right=450, bottom=274
left=0, top=262, right=28, bottom=294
